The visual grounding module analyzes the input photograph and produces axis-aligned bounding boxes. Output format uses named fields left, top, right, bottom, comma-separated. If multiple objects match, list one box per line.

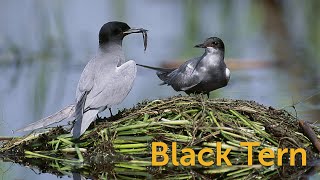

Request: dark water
left=0, top=0, right=320, bottom=179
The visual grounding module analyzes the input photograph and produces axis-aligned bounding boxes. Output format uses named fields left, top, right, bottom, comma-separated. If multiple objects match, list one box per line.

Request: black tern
left=137, top=37, right=230, bottom=97
left=17, top=21, right=148, bottom=138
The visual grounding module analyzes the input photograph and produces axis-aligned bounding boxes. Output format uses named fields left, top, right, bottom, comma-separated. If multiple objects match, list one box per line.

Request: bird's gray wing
left=85, top=60, right=137, bottom=109
left=72, top=91, right=89, bottom=138
left=76, top=59, right=96, bottom=102
left=166, top=57, right=204, bottom=91
left=72, top=60, right=136, bottom=138
left=72, top=59, right=96, bottom=137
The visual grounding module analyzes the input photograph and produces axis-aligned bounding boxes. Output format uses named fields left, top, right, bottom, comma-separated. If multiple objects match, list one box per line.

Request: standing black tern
left=17, top=21, right=148, bottom=138
left=137, top=37, right=230, bottom=97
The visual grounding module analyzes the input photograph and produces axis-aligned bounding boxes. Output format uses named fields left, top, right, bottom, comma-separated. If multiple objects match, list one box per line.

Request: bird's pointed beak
left=194, top=43, right=206, bottom=48
left=123, top=28, right=148, bottom=35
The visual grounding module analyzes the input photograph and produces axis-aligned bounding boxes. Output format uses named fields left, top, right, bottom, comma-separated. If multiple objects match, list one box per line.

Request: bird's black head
left=99, top=21, right=147, bottom=46
left=194, top=37, right=225, bottom=52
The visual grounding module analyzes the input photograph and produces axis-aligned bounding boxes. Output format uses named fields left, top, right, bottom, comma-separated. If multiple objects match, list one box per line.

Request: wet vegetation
left=1, top=96, right=320, bottom=179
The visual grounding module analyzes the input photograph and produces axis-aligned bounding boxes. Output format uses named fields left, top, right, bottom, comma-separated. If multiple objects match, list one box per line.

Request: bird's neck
left=97, top=41, right=126, bottom=65
left=99, top=40, right=123, bottom=53
left=205, top=47, right=224, bottom=57
left=202, top=48, right=225, bottom=66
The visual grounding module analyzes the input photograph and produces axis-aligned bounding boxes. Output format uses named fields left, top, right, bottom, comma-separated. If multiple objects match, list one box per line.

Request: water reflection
left=0, top=0, right=319, bottom=179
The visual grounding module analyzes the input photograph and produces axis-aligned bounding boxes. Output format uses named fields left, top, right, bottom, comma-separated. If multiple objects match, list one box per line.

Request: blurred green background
left=0, top=0, right=319, bottom=179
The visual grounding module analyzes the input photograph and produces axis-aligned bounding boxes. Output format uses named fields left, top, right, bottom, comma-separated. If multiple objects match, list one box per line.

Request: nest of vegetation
left=1, top=95, right=320, bottom=179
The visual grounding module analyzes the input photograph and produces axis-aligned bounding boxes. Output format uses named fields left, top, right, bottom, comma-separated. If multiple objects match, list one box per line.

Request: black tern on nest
left=137, top=37, right=230, bottom=98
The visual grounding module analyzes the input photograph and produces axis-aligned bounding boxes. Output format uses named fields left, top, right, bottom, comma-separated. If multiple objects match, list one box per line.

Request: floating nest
left=1, top=95, right=320, bottom=179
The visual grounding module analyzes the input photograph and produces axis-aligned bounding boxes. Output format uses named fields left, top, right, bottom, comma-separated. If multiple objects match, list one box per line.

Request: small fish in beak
left=124, top=28, right=148, bottom=51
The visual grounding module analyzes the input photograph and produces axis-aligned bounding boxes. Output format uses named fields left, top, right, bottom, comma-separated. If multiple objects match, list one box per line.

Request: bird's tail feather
left=16, top=104, right=76, bottom=132
left=136, top=64, right=174, bottom=73
left=71, top=109, right=99, bottom=138
left=136, top=63, right=174, bottom=84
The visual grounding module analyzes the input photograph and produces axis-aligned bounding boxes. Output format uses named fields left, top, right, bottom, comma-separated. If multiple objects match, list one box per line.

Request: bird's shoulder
left=117, top=60, right=136, bottom=74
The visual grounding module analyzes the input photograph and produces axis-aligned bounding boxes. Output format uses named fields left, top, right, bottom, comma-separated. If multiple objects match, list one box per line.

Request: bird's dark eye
left=213, top=41, right=218, bottom=46
left=113, top=28, right=122, bottom=35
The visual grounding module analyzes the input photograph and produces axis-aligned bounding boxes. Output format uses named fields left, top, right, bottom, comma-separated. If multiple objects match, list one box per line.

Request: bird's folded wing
left=76, top=59, right=95, bottom=102
left=72, top=91, right=94, bottom=138
left=85, top=60, right=137, bottom=109
left=72, top=59, right=96, bottom=137
left=75, top=91, right=88, bottom=123
left=167, top=58, right=203, bottom=91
